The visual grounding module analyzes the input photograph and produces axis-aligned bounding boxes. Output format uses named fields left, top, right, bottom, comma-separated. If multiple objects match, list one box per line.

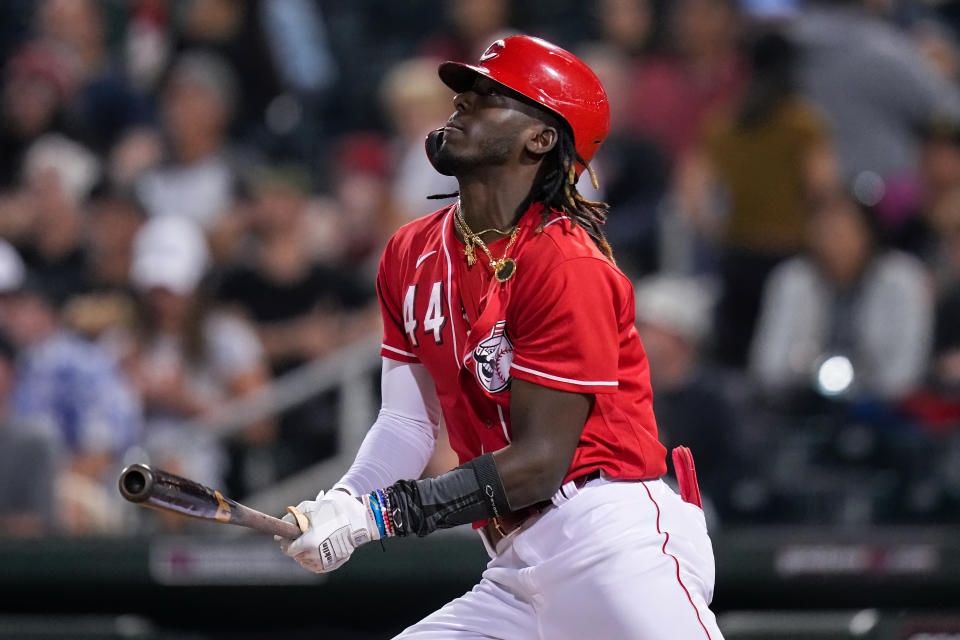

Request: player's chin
left=431, top=143, right=465, bottom=176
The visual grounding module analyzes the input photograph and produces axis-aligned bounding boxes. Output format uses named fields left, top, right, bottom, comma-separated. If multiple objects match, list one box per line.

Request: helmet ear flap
left=424, top=127, right=454, bottom=176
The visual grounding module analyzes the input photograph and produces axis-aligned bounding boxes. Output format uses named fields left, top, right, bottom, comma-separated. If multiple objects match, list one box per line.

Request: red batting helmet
left=437, top=35, right=611, bottom=168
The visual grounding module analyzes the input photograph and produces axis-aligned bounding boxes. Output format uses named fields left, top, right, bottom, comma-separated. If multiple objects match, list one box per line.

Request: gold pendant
left=494, top=258, right=516, bottom=282
left=464, top=242, right=476, bottom=266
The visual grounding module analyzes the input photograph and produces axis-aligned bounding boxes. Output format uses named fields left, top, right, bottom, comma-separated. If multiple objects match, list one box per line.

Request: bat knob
left=118, top=463, right=155, bottom=503
left=286, top=506, right=310, bottom=534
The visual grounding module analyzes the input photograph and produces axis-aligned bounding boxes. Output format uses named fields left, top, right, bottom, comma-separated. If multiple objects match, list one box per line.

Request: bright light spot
left=817, top=355, right=854, bottom=396
left=849, top=609, right=878, bottom=636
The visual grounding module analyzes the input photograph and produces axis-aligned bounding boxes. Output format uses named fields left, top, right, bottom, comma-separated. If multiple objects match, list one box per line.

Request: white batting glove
left=277, top=490, right=382, bottom=573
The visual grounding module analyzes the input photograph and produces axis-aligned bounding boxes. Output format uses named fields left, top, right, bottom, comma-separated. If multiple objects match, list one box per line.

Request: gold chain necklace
left=454, top=203, right=520, bottom=282
left=469, top=226, right=514, bottom=237
left=454, top=204, right=511, bottom=266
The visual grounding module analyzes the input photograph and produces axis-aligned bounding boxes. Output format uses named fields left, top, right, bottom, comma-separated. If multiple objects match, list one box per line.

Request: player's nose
left=453, top=91, right=473, bottom=113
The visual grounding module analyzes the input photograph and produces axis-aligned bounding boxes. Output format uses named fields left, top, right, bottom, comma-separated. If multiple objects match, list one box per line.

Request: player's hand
left=277, top=490, right=381, bottom=573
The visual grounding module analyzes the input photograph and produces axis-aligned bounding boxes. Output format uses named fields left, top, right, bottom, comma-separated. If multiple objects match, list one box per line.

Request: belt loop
left=552, top=480, right=579, bottom=507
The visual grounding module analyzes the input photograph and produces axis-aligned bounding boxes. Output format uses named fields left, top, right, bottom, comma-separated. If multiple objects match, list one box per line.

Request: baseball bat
left=118, top=463, right=302, bottom=539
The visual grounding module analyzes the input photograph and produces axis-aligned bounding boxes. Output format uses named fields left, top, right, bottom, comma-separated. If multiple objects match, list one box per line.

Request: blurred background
left=2, top=0, right=960, bottom=637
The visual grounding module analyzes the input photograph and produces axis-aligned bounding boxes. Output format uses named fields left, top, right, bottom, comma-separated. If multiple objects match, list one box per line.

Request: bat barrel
left=119, top=463, right=227, bottom=521
left=118, top=464, right=155, bottom=503
left=117, top=463, right=302, bottom=538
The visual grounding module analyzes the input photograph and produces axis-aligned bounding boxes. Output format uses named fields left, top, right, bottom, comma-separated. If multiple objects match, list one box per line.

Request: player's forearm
left=334, top=358, right=440, bottom=495
left=494, top=378, right=590, bottom=508
left=334, top=407, right=437, bottom=495
left=491, top=441, right=570, bottom=509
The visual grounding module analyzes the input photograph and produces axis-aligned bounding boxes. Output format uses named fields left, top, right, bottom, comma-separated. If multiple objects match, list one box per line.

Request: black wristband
left=384, top=453, right=510, bottom=538
left=468, top=452, right=512, bottom=521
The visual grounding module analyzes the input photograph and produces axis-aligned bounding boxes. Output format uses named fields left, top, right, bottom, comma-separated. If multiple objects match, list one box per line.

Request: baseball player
left=279, top=35, right=723, bottom=639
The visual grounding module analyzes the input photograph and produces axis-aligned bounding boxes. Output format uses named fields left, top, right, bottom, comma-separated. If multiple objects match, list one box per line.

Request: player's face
left=432, top=76, right=552, bottom=175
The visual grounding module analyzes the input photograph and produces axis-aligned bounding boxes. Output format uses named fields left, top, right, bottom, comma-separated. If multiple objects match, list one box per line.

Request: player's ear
left=525, top=124, right=558, bottom=156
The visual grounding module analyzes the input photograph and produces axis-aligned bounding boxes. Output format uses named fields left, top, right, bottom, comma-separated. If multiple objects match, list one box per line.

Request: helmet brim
left=438, top=61, right=565, bottom=128
left=438, top=61, right=489, bottom=94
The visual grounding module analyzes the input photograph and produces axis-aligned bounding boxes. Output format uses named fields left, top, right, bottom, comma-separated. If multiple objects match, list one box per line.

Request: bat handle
left=234, top=503, right=303, bottom=539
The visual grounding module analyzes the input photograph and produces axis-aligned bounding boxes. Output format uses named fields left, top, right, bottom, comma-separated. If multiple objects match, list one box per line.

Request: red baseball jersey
left=377, top=202, right=667, bottom=484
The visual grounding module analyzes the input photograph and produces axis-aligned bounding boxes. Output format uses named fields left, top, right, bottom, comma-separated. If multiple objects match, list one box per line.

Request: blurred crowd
left=3, top=0, right=960, bottom=537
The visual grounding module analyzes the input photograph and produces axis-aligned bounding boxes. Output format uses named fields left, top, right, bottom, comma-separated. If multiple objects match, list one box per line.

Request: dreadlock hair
left=531, top=125, right=614, bottom=261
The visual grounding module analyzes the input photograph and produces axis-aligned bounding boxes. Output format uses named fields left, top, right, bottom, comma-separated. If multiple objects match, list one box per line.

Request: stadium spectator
left=0, top=328, right=56, bottom=537
left=59, top=186, right=145, bottom=344
left=790, top=0, right=960, bottom=226
left=217, top=166, right=376, bottom=487
left=910, top=19, right=960, bottom=84
left=420, top=0, right=514, bottom=62
left=926, top=271, right=960, bottom=403
left=84, top=187, right=147, bottom=294
left=311, top=132, right=405, bottom=275
left=625, top=0, right=747, bottom=165
left=750, top=187, right=933, bottom=402
left=0, top=41, right=79, bottom=189
left=380, top=57, right=458, bottom=220
left=595, top=0, right=663, bottom=60
left=125, top=216, right=272, bottom=497
left=580, top=1, right=670, bottom=277
left=0, top=241, right=57, bottom=536
left=3, top=275, right=141, bottom=534
left=895, top=117, right=960, bottom=286
left=575, top=45, right=670, bottom=278
left=218, top=166, right=374, bottom=373
left=252, top=0, right=338, bottom=166
left=34, top=0, right=151, bottom=153
left=136, top=50, right=239, bottom=230
left=680, top=29, right=837, bottom=367
left=171, top=0, right=325, bottom=137
left=909, top=184, right=960, bottom=404
left=4, top=273, right=142, bottom=464
left=16, top=134, right=100, bottom=307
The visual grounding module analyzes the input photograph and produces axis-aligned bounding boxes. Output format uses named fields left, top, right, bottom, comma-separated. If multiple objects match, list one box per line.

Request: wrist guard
left=383, top=453, right=510, bottom=537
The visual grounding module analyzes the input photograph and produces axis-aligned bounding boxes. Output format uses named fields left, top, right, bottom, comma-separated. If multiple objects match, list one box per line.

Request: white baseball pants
left=395, top=475, right=724, bottom=639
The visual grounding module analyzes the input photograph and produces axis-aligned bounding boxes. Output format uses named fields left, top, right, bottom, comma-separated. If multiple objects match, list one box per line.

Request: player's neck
left=456, top=173, right=536, bottom=233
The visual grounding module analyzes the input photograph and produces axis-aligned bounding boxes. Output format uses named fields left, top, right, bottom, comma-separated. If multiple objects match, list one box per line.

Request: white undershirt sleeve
left=332, top=357, right=441, bottom=496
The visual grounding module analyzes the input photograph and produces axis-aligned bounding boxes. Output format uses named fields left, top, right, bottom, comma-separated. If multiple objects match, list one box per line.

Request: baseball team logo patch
left=473, top=321, right=513, bottom=393
left=480, top=40, right=504, bottom=62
